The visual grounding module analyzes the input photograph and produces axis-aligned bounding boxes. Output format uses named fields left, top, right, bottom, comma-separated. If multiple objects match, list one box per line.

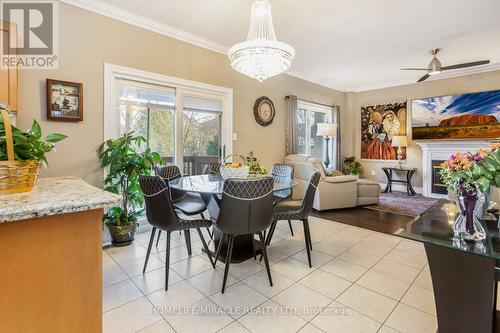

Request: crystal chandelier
left=228, top=0, right=295, bottom=82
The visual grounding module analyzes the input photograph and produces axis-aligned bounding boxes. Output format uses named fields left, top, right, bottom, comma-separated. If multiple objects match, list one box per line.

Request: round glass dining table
left=169, top=174, right=297, bottom=262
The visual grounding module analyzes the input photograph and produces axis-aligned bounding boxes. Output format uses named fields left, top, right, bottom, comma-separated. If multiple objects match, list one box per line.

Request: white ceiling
left=65, top=0, right=500, bottom=91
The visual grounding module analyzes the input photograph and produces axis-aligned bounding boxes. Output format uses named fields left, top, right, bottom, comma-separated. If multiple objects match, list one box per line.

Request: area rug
left=364, top=191, right=441, bottom=217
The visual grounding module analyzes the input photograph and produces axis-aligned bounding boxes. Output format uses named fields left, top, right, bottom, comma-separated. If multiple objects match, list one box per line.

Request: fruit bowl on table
left=220, top=155, right=250, bottom=180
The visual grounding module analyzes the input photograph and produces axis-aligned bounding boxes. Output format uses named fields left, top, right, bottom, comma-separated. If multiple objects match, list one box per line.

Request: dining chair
left=155, top=165, right=212, bottom=246
left=139, top=175, right=214, bottom=290
left=270, top=163, right=295, bottom=236
left=206, top=162, right=222, bottom=175
left=212, top=177, right=275, bottom=293
left=265, top=171, right=320, bottom=267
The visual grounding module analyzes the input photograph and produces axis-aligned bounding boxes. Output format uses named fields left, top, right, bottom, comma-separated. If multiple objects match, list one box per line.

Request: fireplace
left=417, top=141, right=488, bottom=198
left=431, top=160, right=447, bottom=195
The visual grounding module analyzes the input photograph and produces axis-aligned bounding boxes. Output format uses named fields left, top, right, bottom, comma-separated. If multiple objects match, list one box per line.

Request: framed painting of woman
left=361, top=102, right=407, bottom=161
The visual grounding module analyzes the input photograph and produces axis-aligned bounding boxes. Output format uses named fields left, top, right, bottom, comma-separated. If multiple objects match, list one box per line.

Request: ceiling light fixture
left=228, top=0, right=295, bottom=82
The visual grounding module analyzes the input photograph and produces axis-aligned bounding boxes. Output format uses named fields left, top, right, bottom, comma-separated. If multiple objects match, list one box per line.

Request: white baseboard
left=379, top=182, right=423, bottom=195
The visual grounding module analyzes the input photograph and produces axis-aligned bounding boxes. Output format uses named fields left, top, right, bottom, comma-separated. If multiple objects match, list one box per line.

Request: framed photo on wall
left=46, top=79, right=83, bottom=121
left=360, top=101, right=407, bottom=161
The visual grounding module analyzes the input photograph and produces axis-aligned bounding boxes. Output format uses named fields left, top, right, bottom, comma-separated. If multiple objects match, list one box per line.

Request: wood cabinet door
left=0, top=21, right=18, bottom=112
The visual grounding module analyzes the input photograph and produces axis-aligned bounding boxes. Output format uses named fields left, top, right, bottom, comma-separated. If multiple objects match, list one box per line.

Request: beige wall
left=344, top=70, right=500, bottom=188
left=15, top=3, right=344, bottom=187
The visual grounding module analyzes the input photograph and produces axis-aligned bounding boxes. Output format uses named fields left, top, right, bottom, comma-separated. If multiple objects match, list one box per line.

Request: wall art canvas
left=46, top=79, right=83, bottom=121
left=361, top=102, right=407, bottom=160
left=411, top=90, right=500, bottom=140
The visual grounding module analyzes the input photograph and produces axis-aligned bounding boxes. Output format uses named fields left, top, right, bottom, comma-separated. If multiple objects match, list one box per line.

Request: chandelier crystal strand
left=228, top=0, right=295, bottom=82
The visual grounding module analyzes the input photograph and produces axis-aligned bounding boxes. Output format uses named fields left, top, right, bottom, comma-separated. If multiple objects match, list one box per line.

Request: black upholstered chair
left=270, top=163, right=295, bottom=236
left=139, top=175, right=214, bottom=290
left=213, top=177, right=275, bottom=293
left=154, top=165, right=212, bottom=246
left=265, top=171, right=321, bottom=268
left=206, top=162, right=222, bottom=175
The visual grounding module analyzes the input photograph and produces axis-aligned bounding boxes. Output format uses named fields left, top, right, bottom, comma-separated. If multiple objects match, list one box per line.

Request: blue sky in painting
left=412, top=90, right=500, bottom=127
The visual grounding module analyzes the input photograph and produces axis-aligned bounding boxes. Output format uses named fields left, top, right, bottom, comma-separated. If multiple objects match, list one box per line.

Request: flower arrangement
left=440, top=143, right=500, bottom=192
left=245, top=151, right=268, bottom=175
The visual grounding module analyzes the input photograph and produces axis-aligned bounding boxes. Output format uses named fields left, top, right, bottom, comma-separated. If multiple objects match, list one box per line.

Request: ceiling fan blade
left=417, top=74, right=430, bottom=83
left=400, top=68, right=428, bottom=71
left=442, top=60, right=490, bottom=70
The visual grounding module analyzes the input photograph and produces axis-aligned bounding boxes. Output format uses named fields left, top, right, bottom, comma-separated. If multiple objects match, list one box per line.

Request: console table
left=397, top=200, right=500, bottom=333
left=382, top=166, right=417, bottom=196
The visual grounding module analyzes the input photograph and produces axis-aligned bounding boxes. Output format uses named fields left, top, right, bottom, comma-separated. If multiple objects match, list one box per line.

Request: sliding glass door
left=181, top=95, right=223, bottom=175
left=115, top=80, right=226, bottom=175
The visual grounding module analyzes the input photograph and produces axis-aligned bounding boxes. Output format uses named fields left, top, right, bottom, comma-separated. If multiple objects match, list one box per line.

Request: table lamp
left=317, top=123, right=337, bottom=168
left=391, top=135, right=407, bottom=168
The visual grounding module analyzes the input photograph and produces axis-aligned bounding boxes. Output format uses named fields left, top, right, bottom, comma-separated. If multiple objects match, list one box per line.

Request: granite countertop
left=0, top=176, right=121, bottom=223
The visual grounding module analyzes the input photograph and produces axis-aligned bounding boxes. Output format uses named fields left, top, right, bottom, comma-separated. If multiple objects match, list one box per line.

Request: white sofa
left=284, top=154, right=380, bottom=211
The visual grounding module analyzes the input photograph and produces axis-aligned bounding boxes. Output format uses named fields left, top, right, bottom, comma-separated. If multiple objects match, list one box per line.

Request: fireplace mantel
left=416, top=140, right=488, bottom=198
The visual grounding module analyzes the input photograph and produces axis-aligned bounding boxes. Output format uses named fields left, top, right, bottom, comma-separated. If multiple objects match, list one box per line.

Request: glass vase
left=454, top=189, right=486, bottom=241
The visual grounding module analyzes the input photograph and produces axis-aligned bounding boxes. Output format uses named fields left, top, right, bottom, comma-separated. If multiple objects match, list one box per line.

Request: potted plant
left=245, top=151, right=268, bottom=175
left=0, top=105, right=67, bottom=194
left=343, top=156, right=362, bottom=176
left=97, top=132, right=162, bottom=246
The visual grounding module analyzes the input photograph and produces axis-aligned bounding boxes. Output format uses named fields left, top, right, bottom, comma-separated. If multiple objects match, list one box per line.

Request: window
left=296, top=100, right=338, bottom=169
left=104, top=64, right=233, bottom=175
left=117, top=81, right=175, bottom=163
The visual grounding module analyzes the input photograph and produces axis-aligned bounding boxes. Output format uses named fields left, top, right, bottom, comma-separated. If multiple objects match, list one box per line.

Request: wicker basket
left=0, top=109, right=42, bottom=195
left=220, top=154, right=249, bottom=180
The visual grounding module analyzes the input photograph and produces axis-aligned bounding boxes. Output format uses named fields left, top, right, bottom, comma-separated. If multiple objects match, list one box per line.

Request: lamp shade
left=391, top=136, right=408, bottom=147
left=316, top=123, right=337, bottom=137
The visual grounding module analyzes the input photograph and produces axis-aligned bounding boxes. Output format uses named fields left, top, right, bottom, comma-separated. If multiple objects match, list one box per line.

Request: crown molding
left=60, top=0, right=228, bottom=54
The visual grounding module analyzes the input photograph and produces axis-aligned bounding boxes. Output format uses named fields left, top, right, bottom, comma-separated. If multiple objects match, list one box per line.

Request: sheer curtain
left=285, top=95, right=341, bottom=169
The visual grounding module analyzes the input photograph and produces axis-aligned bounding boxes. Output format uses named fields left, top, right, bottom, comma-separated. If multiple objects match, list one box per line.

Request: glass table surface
left=396, top=200, right=500, bottom=260
left=169, top=174, right=297, bottom=195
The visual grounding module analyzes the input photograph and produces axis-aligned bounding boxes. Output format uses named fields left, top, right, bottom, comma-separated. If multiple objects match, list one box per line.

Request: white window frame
left=297, top=100, right=335, bottom=166
left=104, top=63, right=233, bottom=171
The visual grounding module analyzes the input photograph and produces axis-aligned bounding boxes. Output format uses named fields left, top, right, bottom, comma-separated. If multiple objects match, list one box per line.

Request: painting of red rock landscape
left=412, top=90, right=500, bottom=140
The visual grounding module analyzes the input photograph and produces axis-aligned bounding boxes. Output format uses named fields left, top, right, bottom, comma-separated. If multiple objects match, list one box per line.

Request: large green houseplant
left=97, top=132, right=162, bottom=246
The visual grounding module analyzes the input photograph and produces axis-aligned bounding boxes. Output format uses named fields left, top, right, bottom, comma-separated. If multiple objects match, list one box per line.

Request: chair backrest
left=155, top=165, right=184, bottom=202
left=156, top=165, right=182, bottom=180
left=139, top=175, right=179, bottom=231
left=216, top=177, right=274, bottom=235
left=301, top=171, right=321, bottom=217
left=271, top=163, right=294, bottom=199
left=207, top=162, right=221, bottom=175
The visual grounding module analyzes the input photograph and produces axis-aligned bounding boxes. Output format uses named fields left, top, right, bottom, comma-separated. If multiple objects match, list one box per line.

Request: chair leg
left=196, top=227, right=214, bottom=267
left=302, top=219, right=312, bottom=268
left=251, top=236, right=257, bottom=260
left=258, top=231, right=273, bottom=286
left=165, top=231, right=171, bottom=291
left=265, top=220, right=278, bottom=246
left=201, top=212, right=214, bottom=240
left=184, top=230, right=192, bottom=256
left=288, top=220, right=294, bottom=236
left=143, top=227, right=156, bottom=273
left=306, top=221, right=313, bottom=251
left=213, top=233, right=225, bottom=268
left=155, top=229, right=162, bottom=247
left=222, top=235, right=235, bottom=294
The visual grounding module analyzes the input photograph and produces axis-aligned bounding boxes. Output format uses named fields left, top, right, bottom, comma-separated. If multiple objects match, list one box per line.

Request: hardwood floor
left=312, top=206, right=416, bottom=234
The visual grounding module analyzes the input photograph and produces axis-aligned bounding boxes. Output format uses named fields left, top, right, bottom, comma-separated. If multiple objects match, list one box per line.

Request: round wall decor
left=253, top=96, right=275, bottom=126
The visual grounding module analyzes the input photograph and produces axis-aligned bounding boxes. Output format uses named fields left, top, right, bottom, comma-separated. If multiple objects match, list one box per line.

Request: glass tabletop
left=396, top=200, right=500, bottom=260
left=169, top=174, right=297, bottom=195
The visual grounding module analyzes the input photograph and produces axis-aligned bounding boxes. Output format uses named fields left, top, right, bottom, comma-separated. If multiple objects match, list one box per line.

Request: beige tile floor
left=103, top=216, right=438, bottom=333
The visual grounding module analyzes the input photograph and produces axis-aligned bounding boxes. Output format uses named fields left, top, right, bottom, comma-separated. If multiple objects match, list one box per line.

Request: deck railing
left=161, top=155, right=219, bottom=175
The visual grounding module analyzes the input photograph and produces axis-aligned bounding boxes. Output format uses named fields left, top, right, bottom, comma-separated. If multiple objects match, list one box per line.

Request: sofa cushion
left=324, top=175, right=358, bottom=184
left=357, top=179, right=381, bottom=197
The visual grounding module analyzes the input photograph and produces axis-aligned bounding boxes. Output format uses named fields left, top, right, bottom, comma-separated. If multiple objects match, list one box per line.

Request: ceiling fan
left=401, top=49, right=490, bottom=83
